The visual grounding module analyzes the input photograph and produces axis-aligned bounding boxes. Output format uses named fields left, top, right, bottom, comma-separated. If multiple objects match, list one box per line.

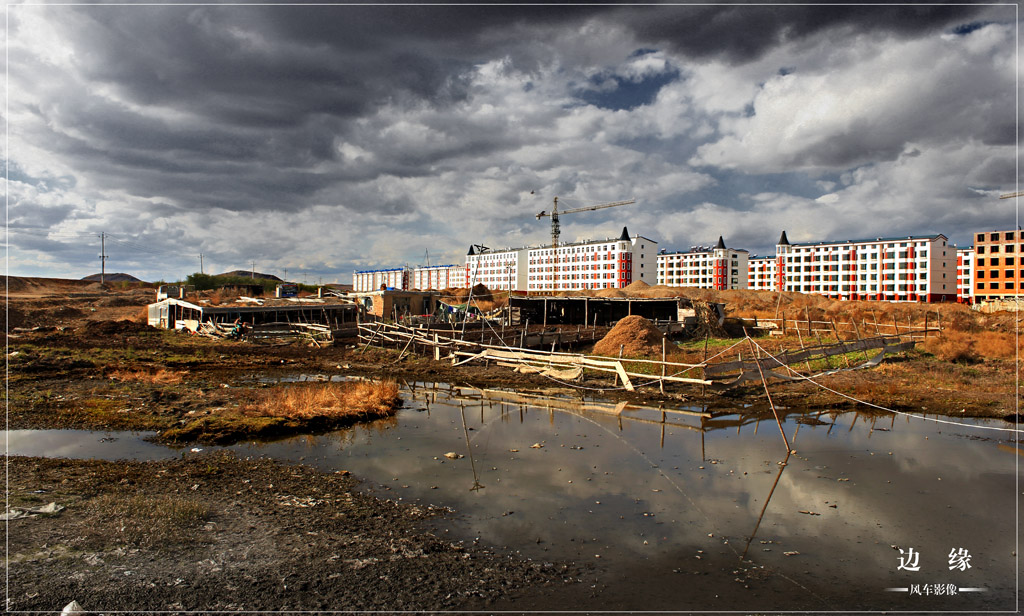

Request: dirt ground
left=5, top=454, right=574, bottom=612
left=4, top=277, right=1019, bottom=611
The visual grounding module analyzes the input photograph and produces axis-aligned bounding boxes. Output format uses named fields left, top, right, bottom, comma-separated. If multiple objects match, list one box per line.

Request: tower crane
left=999, top=191, right=1024, bottom=199
left=536, top=197, right=636, bottom=249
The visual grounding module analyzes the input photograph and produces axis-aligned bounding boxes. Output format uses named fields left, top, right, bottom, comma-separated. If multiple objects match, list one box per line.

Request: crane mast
left=536, top=197, right=635, bottom=249
left=534, top=196, right=636, bottom=291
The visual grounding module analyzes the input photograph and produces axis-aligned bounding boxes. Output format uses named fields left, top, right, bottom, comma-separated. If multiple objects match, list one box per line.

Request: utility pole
left=251, top=261, right=256, bottom=279
left=199, top=253, right=204, bottom=274
left=98, top=232, right=108, bottom=285
left=284, top=268, right=288, bottom=282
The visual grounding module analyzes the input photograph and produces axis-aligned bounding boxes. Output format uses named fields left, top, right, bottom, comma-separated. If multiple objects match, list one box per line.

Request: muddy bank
left=5, top=453, right=577, bottom=612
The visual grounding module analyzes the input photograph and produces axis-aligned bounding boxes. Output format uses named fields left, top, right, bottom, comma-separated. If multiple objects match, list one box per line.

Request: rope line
left=746, top=337, right=1023, bottom=435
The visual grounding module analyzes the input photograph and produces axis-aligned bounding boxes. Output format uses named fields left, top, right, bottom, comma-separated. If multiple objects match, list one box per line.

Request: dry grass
left=108, top=368, right=187, bottom=384
left=83, top=494, right=210, bottom=548
left=242, top=380, right=401, bottom=421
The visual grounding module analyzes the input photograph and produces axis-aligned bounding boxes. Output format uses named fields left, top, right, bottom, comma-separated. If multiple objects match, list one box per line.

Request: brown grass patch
left=108, top=368, right=187, bottom=384
left=919, top=331, right=978, bottom=363
left=82, top=494, right=210, bottom=548
left=243, top=380, right=401, bottom=421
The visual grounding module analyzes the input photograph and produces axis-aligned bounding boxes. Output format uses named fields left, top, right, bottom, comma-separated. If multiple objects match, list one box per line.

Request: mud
left=5, top=453, right=576, bottom=611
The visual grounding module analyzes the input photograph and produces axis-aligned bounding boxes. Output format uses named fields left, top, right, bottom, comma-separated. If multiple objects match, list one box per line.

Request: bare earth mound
left=622, top=280, right=651, bottom=293
left=593, top=315, right=665, bottom=357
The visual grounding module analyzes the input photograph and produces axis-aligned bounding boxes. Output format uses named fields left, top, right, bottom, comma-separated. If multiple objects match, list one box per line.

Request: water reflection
left=5, top=380, right=1017, bottom=611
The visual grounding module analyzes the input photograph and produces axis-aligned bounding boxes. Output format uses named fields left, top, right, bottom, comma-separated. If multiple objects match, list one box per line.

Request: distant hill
left=82, top=273, right=143, bottom=283
left=216, top=270, right=283, bottom=282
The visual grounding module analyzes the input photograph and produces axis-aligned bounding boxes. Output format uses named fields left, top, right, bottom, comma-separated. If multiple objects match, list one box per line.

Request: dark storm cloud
left=617, top=4, right=992, bottom=63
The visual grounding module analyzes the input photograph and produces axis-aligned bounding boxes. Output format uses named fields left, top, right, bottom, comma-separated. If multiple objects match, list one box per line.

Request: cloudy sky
left=6, top=3, right=1018, bottom=283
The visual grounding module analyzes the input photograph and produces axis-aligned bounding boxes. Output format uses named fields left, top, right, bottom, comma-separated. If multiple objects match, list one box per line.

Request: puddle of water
left=6, top=429, right=185, bottom=460
left=5, top=381, right=1017, bottom=611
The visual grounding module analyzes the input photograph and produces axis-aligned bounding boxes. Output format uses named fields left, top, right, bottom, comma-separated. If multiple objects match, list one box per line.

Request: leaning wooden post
left=831, top=320, right=850, bottom=367
left=744, top=328, right=791, bottom=453
left=892, top=314, right=900, bottom=340
left=924, top=312, right=929, bottom=339
left=805, top=306, right=811, bottom=336
left=851, top=318, right=871, bottom=364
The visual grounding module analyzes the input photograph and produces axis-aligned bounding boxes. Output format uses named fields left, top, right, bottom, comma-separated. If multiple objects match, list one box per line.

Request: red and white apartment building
left=746, top=232, right=956, bottom=302
left=465, top=227, right=657, bottom=292
left=956, top=248, right=975, bottom=303
left=656, top=237, right=749, bottom=290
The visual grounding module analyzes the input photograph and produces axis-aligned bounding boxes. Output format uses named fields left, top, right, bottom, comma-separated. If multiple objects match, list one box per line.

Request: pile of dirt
left=595, top=288, right=627, bottom=298
left=592, top=315, right=666, bottom=357
left=622, top=280, right=651, bottom=294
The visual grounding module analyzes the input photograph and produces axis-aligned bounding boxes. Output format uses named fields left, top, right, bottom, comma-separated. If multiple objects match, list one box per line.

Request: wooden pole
left=805, top=306, right=811, bottom=336
left=831, top=320, right=851, bottom=367
left=744, top=329, right=791, bottom=453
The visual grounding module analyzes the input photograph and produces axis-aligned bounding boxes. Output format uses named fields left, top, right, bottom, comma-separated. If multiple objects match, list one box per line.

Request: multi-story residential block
left=657, top=237, right=749, bottom=290
left=411, top=264, right=464, bottom=291
left=747, top=255, right=778, bottom=291
left=465, top=227, right=657, bottom=292
left=773, top=232, right=956, bottom=302
left=465, top=246, right=528, bottom=291
left=353, top=267, right=410, bottom=292
left=972, top=229, right=1023, bottom=302
left=956, top=248, right=974, bottom=304
left=526, top=227, right=657, bottom=292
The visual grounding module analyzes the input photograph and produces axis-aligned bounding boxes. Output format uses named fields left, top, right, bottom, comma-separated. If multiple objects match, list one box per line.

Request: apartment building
left=411, top=264, right=464, bottom=291
left=774, top=232, right=956, bottom=302
left=657, top=237, right=749, bottom=290
left=972, top=229, right=1023, bottom=301
left=747, top=255, right=778, bottom=291
left=956, top=248, right=974, bottom=304
left=352, top=267, right=410, bottom=292
left=465, top=245, right=528, bottom=291
left=526, top=227, right=657, bottom=292
left=465, top=227, right=657, bottom=292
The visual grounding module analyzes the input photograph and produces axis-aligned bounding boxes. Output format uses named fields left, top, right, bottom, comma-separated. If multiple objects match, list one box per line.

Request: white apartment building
left=526, top=227, right=657, bottom=292
left=412, top=264, right=464, bottom=291
left=353, top=267, right=410, bottom=292
left=465, top=245, right=528, bottom=291
left=956, top=247, right=974, bottom=304
left=657, top=237, right=748, bottom=290
left=775, top=232, right=956, bottom=302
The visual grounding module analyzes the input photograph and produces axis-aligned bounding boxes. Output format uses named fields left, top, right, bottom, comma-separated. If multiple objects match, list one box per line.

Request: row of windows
left=977, top=281, right=1018, bottom=290
left=974, top=244, right=1022, bottom=254
left=977, top=257, right=1016, bottom=266
left=975, top=270, right=1023, bottom=279
left=977, top=231, right=1019, bottom=242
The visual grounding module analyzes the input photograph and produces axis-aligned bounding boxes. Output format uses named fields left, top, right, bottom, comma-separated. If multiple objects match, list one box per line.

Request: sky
left=5, top=3, right=1018, bottom=283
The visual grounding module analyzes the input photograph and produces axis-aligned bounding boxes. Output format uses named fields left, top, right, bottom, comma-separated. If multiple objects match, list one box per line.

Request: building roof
left=784, top=234, right=948, bottom=248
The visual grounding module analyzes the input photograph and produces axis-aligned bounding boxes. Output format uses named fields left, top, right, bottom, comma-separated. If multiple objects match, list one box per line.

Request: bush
left=920, top=332, right=978, bottom=363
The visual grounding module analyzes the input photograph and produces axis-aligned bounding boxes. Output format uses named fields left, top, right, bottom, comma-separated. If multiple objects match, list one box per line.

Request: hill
left=216, top=270, right=283, bottom=282
left=82, top=273, right=143, bottom=283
